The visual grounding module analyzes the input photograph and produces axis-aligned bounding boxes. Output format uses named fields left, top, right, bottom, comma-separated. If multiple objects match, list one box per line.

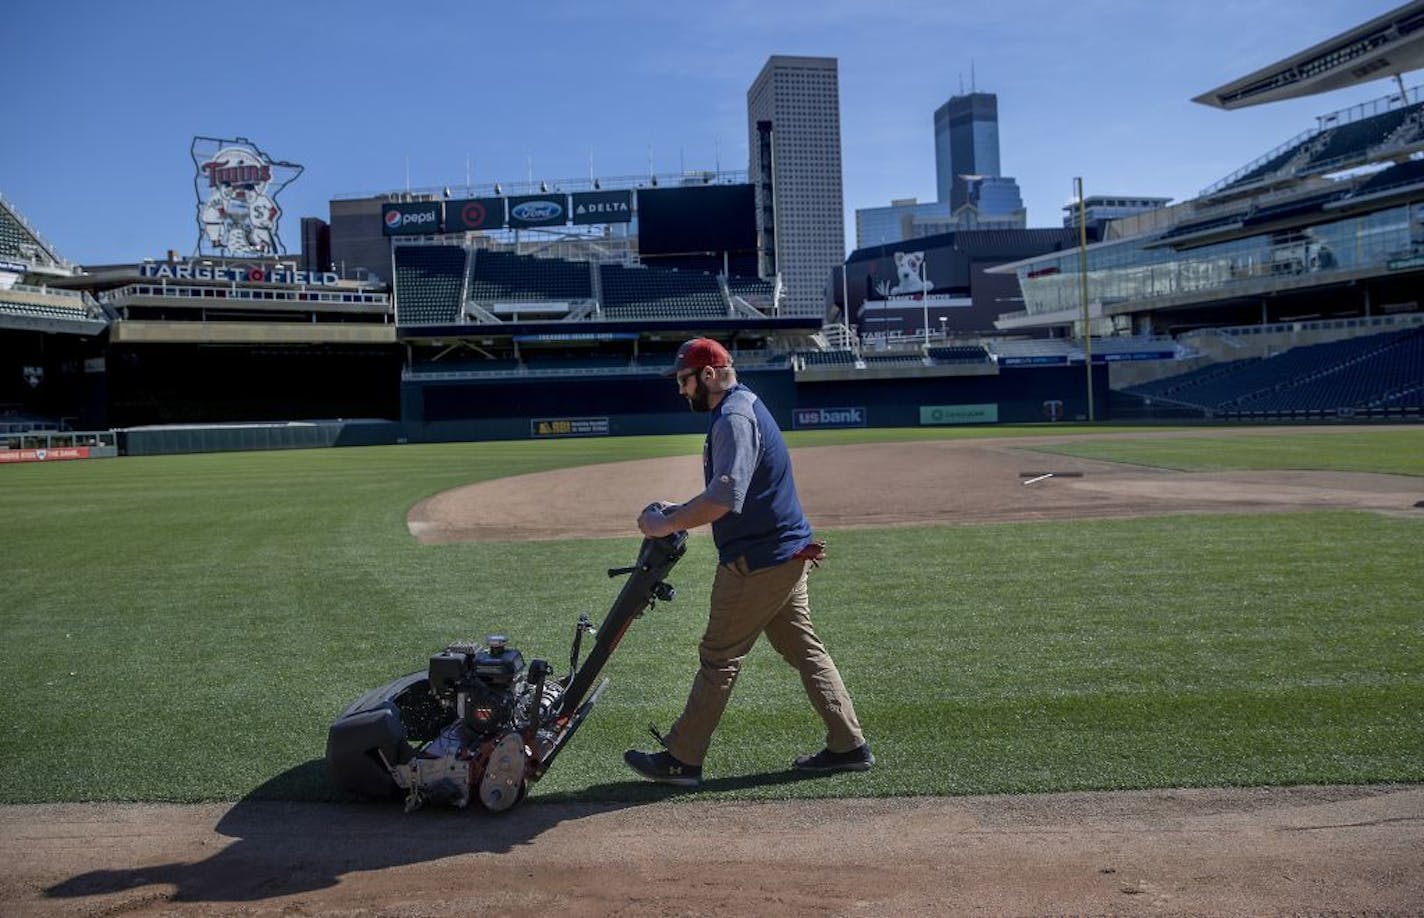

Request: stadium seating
left=1216, top=134, right=1319, bottom=191
left=797, top=350, right=857, bottom=367
left=1303, top=103, right=1423, bottom=169
left=394, top=245, right=467, bottom=325
left=1353, top=158, right=1424, bottom=196
left=726, top=275, right=776, bottom=312
left=928, top=345, right=990, bottom=363
left=1125, top=358, right=1262, bottom=401
left=862, top=354, right=928, bottom=368
left=599, top=263, right=728, bottom=319
left=467, top=250, right=593, bottom=303
left=0, top=301, right=92, bottom=321
left=1229, top=329, right=1424, bottom=412
left=1126, top=330, right=1422, bottom=411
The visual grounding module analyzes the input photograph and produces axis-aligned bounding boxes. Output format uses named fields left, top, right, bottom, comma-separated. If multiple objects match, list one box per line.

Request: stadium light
left=920, top=257, right=930, bottom=352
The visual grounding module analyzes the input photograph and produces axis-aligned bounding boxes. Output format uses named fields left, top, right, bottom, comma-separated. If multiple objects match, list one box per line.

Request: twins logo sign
left=793, top=406, right=866, bottom=430
left=192, top=136, right=302, bottom=257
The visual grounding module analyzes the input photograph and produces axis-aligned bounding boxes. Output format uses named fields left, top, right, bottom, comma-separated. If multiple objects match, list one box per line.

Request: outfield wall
left=400, top=366, right=1106, bottom=442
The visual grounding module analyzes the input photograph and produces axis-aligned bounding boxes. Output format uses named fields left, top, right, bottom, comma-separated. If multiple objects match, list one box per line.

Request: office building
left=747, top=55, right=845, bottom=317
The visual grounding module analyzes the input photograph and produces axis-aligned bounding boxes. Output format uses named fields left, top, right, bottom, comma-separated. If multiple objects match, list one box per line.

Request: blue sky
left=3, top=0, right=1409, bottom=265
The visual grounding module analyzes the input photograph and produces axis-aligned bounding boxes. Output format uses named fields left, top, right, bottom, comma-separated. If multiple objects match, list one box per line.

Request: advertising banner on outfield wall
left=443, top=197, right=506, bottom=232
left=531, top=416, right=610, bottom=438
left=507, top=194, right=569, bottom=228
left=792, top=407, right=867, bottom=429
left=0, top=447, right=93, bottom=463
left=382, top=201, right=442, bottom=236
left=919, top=403, right=998, bottom=425
left=571, top=190, right=633, bottom=225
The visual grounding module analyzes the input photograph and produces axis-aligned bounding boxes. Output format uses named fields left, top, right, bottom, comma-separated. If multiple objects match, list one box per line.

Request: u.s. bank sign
left=793, top=406, right=866, bottom=429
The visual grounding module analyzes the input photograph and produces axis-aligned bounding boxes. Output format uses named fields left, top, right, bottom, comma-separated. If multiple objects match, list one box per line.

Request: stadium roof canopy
left=1193, top=0, right=1424, bottom=109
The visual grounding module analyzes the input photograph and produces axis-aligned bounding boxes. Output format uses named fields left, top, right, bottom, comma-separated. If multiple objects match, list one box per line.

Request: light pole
left=920, top=257, right=930, bottom=351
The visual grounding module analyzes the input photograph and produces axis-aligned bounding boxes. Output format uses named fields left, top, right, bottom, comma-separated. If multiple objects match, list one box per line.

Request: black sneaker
left=792, top=744, right=875, bottom=773
left=623, top=749, right=702, bottom=787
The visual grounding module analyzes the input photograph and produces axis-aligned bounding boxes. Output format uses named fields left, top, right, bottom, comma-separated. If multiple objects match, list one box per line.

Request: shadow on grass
left=44, top=758, right=832, bottom=904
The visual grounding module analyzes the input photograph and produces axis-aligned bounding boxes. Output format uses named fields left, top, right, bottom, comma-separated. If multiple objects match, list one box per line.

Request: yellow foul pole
left=1075, top=177, right=1095, bottom=422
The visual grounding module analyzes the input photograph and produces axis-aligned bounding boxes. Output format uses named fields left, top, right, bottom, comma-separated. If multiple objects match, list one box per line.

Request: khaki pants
left=664, top=555, right=865, bottom=767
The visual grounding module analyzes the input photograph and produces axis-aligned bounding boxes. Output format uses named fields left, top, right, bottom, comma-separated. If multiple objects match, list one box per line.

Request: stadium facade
left=4, top=13, right=1424, bottom=458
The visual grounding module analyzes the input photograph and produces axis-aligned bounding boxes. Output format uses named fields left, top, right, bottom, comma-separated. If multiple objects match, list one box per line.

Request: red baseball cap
left=665, top=338, right=732, bottom=377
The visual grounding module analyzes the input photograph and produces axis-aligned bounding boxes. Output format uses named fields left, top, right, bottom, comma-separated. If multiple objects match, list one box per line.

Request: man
left=625, top=338, right=872, bottom=787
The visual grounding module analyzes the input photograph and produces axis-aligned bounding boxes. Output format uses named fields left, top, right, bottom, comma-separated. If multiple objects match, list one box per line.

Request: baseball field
left=1, top=423, right=1421, bottom=914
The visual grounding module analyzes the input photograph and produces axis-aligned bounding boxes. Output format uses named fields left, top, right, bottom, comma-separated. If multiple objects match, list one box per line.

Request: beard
left=686, top=376, right=713, bottom=412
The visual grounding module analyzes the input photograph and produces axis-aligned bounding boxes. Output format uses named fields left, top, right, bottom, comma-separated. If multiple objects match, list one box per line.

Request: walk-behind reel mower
left=325, top=527, right=687, bottom=813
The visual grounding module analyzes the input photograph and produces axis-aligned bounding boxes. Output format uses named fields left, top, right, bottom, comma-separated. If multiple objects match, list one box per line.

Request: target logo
left=461, top=201, right=486, bottom=227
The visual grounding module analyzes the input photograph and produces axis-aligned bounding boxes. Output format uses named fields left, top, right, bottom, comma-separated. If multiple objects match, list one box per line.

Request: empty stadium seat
left=599, top=263, right=728, bottom=318
left=394, top=245, right=467, bottom=325
left=467, top=250, right=593, bottom=303
left=1127, top=330, right=1423, bottom=412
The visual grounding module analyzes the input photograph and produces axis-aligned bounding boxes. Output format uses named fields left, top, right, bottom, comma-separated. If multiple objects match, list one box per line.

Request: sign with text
left=571, top=190, right=633, bottom=225
left=507, top=194, right=569, bottom=228
left=530, top=416, right=610, bottom=438
left=139, top=262, right=340, bottom=285
left=792, top=406, right=866, bottom=429
left=381, top=201, right=442, bottom=236
left=919, top=403, right=998, bottom=425
left=192, top=136, right=302, bottom=257
left=0, top=447, right=92, bottom=463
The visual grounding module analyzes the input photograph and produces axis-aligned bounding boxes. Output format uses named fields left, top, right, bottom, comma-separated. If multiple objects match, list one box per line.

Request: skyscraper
left=933, top=90, right=1025, bottom=229
left=934, top=92, right=1001, bottom=209
left=747, top=55, right=845, bottom=317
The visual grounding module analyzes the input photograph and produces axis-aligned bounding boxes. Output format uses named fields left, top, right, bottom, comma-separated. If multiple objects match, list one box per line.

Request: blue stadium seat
left=599, top=263, right=728, bottom=319
left=1127, top=330, right=1424, bottom=412
left=394, top=245, right=468, bottom=325
left=467, top=250, right=593, bottom=303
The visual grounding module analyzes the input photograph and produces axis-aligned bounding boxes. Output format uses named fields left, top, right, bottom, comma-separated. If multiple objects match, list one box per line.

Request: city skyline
left=3, top=0, right=1409, bottom=266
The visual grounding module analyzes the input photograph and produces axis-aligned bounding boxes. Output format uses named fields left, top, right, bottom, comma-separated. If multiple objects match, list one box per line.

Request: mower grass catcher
left=326, top=529, right=687, bottom=813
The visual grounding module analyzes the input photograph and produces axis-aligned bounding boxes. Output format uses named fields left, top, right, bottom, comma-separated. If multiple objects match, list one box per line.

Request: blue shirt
left=702, top=383, right=813, bottom=569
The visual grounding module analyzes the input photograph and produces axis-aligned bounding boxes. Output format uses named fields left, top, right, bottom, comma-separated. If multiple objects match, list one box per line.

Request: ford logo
left=512, top=201, right=562, bottom=221
left=384, top=210, right=403, bottom=228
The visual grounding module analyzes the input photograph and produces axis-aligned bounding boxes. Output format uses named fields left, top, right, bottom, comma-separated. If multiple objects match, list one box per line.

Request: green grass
left=0, top=426, right=1420, bottom=805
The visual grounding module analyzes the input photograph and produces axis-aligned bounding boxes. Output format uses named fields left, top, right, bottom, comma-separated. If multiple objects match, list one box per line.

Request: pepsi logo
left=385, top=210, right=403, bottom=228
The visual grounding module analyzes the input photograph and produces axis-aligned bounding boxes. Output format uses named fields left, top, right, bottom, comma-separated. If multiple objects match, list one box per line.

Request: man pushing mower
left=626, top=338, right=874, bottom=787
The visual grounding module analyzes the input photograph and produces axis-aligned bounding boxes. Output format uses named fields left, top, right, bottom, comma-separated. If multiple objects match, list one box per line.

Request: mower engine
left=393, top=636, right=563, bottom=812
left=325, top=528, right=687, bottom=814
